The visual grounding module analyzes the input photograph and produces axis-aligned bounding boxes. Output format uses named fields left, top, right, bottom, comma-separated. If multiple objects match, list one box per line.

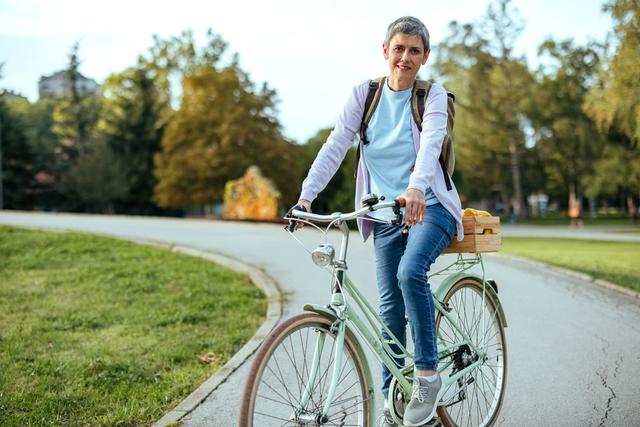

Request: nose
left=401, top=50, right=411, bottom=62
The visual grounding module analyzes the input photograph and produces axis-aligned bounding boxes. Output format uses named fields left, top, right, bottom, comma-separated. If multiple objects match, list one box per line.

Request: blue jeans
left=372, top=203, right=456, bottom=397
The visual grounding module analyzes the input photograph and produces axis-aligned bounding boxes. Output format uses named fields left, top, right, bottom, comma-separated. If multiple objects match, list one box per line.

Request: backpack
left=355, top=76, right=455, bottom=191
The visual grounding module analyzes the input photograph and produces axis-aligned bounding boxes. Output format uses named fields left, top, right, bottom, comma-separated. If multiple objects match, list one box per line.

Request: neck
left=387, top=76, right=414, bottom=91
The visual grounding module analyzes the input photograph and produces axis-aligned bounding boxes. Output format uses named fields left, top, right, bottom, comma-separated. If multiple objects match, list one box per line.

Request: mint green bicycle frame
left=288, top=212, right=507, bottom=426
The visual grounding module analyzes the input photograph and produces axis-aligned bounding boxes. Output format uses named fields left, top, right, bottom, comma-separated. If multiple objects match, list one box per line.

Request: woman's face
left=383, top=33, right=430, bottom=87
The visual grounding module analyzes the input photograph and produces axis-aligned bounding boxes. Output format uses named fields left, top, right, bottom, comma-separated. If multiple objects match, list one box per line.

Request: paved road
left=1, top=211, right=639, bottom=426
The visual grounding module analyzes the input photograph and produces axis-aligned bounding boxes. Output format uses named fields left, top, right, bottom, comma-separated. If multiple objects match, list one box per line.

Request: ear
left=383, top=42, right=389, bottom=60
left=421, top=50, right=430, bottom=65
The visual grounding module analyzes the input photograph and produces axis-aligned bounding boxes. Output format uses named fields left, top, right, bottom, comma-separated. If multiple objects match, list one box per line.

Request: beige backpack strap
left=444, top=91, right=456, bottom=173
left=410, top=79, right=433, bottom=130
left=359, top=76, right=386, bottom=143
left=355, top=77, right=385, bottom=178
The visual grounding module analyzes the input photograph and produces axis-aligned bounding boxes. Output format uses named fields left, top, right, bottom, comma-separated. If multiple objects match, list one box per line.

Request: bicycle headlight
left=311, top=244, right=335, bottom=267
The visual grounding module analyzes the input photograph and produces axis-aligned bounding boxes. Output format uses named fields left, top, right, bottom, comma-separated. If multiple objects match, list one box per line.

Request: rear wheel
left=239, top=313, right=371, bottom=426
left=436, top=278, right=507, bottom=427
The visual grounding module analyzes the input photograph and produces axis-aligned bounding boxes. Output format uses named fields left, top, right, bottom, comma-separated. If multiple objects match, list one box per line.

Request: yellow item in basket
left=462, top=208, right=494, bottom=234
left=462, top=208, right=492, bottom=217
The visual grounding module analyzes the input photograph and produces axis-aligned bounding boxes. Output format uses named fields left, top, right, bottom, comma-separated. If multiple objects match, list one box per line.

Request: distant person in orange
left=569, top=205, right=584, bottom=228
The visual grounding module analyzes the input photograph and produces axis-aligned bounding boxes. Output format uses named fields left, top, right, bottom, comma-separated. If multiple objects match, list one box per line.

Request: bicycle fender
left=434, top=273, right=508, bottom=327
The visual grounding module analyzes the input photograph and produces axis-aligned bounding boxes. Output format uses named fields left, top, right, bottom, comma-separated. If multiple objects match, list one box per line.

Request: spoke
left=258, top=377, right=298, bottom=412
left=299, top=327, right=311, bottom=400
left=474, top=377, right=483, bottom=424
left=311, top=333, right=336, bottom=411
left=330, top=377, right=361, bottom=407
left=327, top=398, right=365, bottom=418
left=288, top=332, right=310, bottom=402
left=271, top=346, right=301, bottom=407
left=468, top=292, right=483, bottom=341
left=319, top=340, right=347, bottom=405
left=478, top=368, right=493, bottom=413
left=256, top=393, right=296, bottom=409
left=263, top=364, right=299, bottom=408
left=477, top=365, right=499, bottom=391
left=478, top=374, right=491, bottom=416
left=439, top=316, right=459, bottom=344
left=330, top=394, right=364, bottom=408
left=481, top=361, right=500, bottom=380
left=282, top=333, right=306, bottom=400
left=482, top=315, right=501, bottom=344
left=471, top=287, right=479, bottom=337
left=254, top=410, right=293, bottom=422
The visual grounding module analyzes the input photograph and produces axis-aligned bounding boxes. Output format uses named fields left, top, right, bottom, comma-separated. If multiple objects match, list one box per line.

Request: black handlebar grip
left=285, top=204, right=308, bottom=232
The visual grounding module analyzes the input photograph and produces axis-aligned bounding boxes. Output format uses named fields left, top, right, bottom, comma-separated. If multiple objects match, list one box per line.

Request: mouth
left=396, top=64, right=411, bottom=71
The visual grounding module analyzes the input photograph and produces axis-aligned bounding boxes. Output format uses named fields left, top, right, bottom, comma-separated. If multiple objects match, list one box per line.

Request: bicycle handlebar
left=287, top=197, right=406, bottom=227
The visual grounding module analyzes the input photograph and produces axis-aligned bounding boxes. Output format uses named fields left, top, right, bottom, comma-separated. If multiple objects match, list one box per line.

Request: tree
left=154, top=64, right=299, bottom=211
left=50, top=43, right=102, bottom=210
left=584, top=0, right=640, bottom=217
left=0, top=97, right=35, bottom=209
left=98, top=64, right=169, bottom=214
left=60, top=139, right=130, bottom=213
left=529, top=40, right=604, bottom=212
left=51, top=43, right=100, bottom=156
left=431, top=0, right=533, bottom=215
left=585, top=0, right=640, bottom=143
left=484, top=0, right=530, bottom=217
left=139, top=29, right=227, bottom=110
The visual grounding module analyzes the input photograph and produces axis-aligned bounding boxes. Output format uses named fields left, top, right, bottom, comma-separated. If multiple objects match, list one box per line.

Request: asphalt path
left=1, top=211, right=639, bottom=426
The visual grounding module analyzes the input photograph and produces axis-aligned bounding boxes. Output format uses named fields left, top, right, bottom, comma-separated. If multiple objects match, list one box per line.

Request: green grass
left=0, top=226, right=267, bottom=426
left=502, top=237, right=640, bottom=292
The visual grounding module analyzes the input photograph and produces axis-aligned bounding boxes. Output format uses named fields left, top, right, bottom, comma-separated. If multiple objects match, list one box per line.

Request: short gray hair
left=384, top=16, right=430, bottom=52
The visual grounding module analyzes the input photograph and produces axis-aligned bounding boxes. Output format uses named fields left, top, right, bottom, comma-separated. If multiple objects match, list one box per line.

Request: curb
left=493, top=253, right=640, bottom=300
left=121, top=240, right=283, bottom=427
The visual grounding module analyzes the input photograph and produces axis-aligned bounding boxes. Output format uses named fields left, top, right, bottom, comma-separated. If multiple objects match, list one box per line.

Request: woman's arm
left=299, top=82, right=367, bottom=204
left=403, top=85, right=448, bottom=225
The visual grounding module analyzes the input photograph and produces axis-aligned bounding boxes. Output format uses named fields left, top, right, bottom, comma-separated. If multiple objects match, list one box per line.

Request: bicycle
left=239, top=195, right=507, bottom=426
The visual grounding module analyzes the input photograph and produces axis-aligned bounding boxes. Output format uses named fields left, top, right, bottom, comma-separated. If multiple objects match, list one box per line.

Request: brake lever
left=391, top=198, right=404, bottom=226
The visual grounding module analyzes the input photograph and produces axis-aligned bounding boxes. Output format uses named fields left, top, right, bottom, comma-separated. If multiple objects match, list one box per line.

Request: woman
left=296, top=16, right=463, bottom=426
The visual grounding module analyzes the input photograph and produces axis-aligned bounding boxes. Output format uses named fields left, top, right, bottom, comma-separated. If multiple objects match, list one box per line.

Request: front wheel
left=436, top=277, right=508, bottom=427
left=239, top=313, right=371, bottom=427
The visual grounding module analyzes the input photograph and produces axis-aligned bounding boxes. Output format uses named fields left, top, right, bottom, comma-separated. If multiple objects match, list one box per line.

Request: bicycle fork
left=291, top=320, right=347, bottom=424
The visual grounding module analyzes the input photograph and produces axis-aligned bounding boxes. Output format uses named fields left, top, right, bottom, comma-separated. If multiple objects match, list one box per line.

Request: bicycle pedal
left=420, top=418, right=442, bottom=427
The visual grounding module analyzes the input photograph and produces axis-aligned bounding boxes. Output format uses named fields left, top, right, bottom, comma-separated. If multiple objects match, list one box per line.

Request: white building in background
left=38, top=70, right=99, bottom=99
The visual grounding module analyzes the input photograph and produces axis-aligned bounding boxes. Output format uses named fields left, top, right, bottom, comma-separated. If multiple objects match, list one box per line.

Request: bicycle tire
left=239, top=313, right=372, bottom=427
left=436, top=277, right=508, bottom=427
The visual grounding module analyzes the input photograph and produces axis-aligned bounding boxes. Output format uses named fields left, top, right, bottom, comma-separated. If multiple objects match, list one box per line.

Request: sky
left=0, top=0, right=612, bottom=143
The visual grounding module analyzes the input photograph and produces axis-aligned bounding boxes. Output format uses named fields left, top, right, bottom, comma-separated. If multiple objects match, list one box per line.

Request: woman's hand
left=291, top=199, right=311, bottom=230
left=398, top=188, right=425, bottom=226
left=298, top=199, right=311, bottom=213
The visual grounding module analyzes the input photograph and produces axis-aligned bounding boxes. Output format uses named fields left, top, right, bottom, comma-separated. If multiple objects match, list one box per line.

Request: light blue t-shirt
left=364, top=82, right=438, bottom=220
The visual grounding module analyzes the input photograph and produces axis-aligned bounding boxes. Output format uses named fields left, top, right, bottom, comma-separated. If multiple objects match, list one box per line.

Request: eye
left=411, top=48, right=422, bottom=54
left=393, top=46, right=403, bottom=52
